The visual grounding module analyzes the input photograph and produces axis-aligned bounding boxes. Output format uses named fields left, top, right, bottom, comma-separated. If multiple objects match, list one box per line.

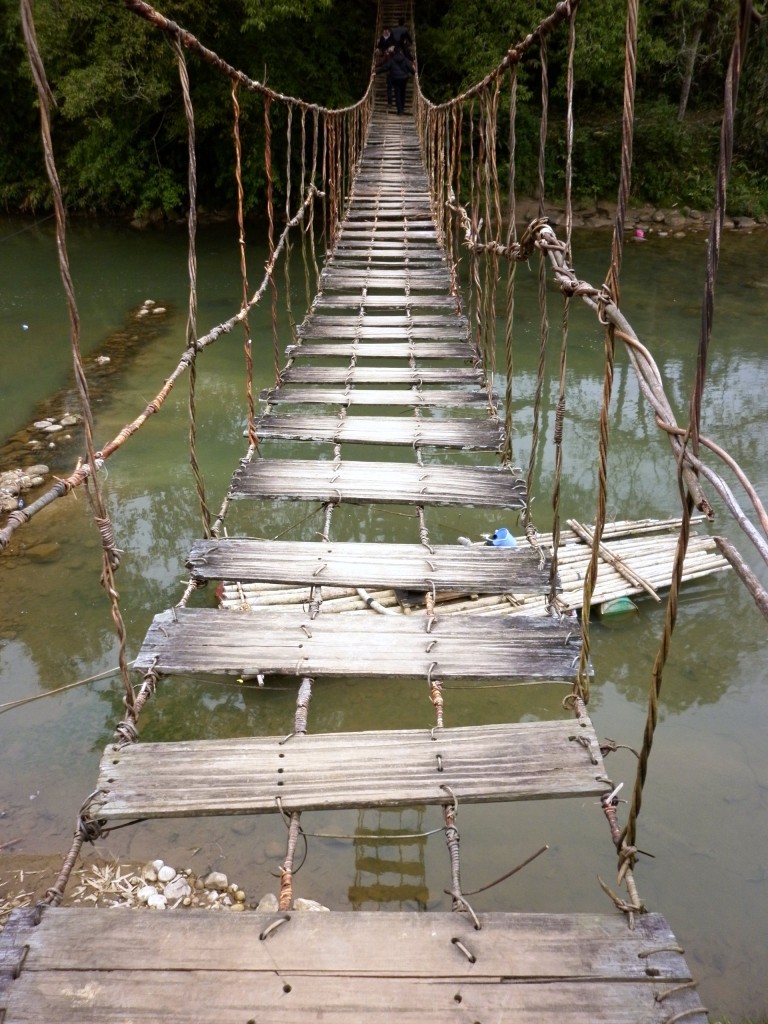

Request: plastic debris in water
left=486, top=527, right=517, bottom=547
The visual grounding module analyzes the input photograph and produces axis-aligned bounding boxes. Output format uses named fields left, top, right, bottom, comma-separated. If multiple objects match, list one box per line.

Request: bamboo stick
left=567, top=519, right=661, bottom=602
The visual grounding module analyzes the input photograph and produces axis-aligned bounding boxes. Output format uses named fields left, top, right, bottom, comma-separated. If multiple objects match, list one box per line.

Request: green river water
left=0, top=213, right=766, bottom=1017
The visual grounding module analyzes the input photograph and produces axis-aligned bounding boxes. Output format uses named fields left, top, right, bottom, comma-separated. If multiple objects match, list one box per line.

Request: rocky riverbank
left=0, top=853, right=326, bottom=929
left=0, top=299, right=171, bottom=517
left=518, top=197, right=766, bottom=235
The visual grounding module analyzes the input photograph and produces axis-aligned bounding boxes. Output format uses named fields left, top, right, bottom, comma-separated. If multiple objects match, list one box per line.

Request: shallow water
left=0, top=214, right=766, bottom=1016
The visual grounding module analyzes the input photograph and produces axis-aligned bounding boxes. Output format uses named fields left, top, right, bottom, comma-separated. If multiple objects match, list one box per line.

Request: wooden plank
left=253, top=415, right=503, bottom=450
left=230, top=458, right=527, bottom=508
left=313, top=294, right=459, bottom=309
left=93, top=719, right=610, bottom=819
left=260, top=387, right=492, bottom=407
left=187, top=539, right=548, bottom=593
left=296, top=325, right=466, bottom=339
left=279, top=366, right=482, bottom=384
left=285, top=342, right=473, bottom=359
left=132, top=607, right=582, bottom=681
left=0, top=908, right=707, bottom=1023
left=299, top=315, right=468, bottom=327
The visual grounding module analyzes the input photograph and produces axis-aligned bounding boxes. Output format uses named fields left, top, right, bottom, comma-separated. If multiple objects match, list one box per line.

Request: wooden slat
left=296, top=325, right=466, bottom=339
left=0, top=908, right=708, bottom=1023
left=314, top=293, right=458, bottom=308
left=299, top=315, right=467, bottom=327
left=132, top=607, right=582, bottom=681
left=253, top=415, right=503, bottom=450
left=279, top=366, right=482, bottom=384
left=230, top=458, right=527, bottom=508
left=285, top=342, right=473, bottom=359
left=187, top=539, right=548, bottom=593
left=93, top=720, right=609, bottom=819
left=259, top=387, right=492, bottom=407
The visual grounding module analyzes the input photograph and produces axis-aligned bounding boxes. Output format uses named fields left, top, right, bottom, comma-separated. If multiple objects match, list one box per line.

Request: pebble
left=230, top=902, right=245, bottom=912
left=164, top=876, right=192, bottom=901
left=257, top=893, right=279, bottom=912
left=157, top=865, right=176, bottom=883
left=137, top=884, right=158, bottom=904
left=204, top=871, right=229, bottom=891
left=147, top=893, right=167, bottom=910
left=293, top=898, right=330, bottom=912
left=152, top=859, right=165, bottom=873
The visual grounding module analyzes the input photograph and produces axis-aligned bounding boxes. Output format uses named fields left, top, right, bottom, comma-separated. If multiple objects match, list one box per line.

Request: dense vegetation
left=2, top=0, right=767, bottom=217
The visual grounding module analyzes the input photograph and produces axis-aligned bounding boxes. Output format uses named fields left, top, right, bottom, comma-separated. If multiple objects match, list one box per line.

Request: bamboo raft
left=216, top=516, right=730, bottom=617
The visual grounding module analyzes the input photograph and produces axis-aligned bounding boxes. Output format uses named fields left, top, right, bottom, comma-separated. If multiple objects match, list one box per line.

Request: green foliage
left=1, top=0, right=766, bottom=215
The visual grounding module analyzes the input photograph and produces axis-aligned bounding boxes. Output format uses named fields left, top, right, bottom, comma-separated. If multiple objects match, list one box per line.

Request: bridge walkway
left=0, top=100, right=708, bottom=1024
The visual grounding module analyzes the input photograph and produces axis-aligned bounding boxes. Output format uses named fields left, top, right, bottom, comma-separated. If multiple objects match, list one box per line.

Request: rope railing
left=413, top=0, right=766, bottom=924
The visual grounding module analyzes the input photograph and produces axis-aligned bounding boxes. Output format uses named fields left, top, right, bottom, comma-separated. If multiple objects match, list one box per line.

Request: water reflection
left=0, top=219, right=767, bottom=1015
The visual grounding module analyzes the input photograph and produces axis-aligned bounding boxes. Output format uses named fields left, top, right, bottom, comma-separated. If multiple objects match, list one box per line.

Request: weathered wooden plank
left=93, top=720, right=609, bottom=819
left=279, top=366, right=482, bottom=384
left=314, top=294, right=459, bottom=309
left=285, top=342, right=473, bottom=359
left=296, top=325, right=466, bottom=340
left=0, top=909, right=707, bottom=1023
left=187, top=539, right=548, bottom=593
left=253, top=415, right=502, bottom=450
left=260, top=387, right=492, bottom=407
left=132, top=607, right=582, bottom=681
left=230, top=458, right=527, bottom=508
left=300, top=315, right=467, bottom=327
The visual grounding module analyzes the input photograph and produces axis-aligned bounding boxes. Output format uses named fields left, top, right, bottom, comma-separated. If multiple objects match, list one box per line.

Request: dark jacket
left=380, top=49, right=414, bottom=81
left=391, top=23, right=412, bottom=48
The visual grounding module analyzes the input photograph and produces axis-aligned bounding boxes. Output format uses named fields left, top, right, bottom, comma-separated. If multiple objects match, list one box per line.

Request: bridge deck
left=0, top=44, right=708, bottom=1024
left=0, top=908, right=707, bottom=1023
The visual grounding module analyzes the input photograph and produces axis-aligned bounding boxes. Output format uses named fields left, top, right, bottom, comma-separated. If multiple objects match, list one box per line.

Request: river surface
left=0, top=213, right=766, bottom=1017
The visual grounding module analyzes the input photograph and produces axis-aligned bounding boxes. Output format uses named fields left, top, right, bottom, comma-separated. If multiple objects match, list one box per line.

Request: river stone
left=151, top=859, right=165, bottom=873
left=60, top=415, right=79, bottom=427
left=257, top=893, right=279, bottom=912
left=42, top=423, right=63, bottom=432
left=157, top=864, right=176, bottom=883
left=163, top=876, right=192, bottom=901
left=26, top=464, right=49, bottom=476
left=204, top=871, right=229, bottom=891
left=33, top=420, right=53, bottom=429
left=25, top=542, right=61, bottom=562
left=137, top=884, right=158, bottom=904
left=147, top=892, right=167, bottom=910
left=293, top=898, right=330, bottom=912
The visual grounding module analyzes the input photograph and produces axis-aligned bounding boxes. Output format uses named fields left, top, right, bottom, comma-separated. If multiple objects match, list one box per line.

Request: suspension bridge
left=2, top=0, right=766, bottom=1020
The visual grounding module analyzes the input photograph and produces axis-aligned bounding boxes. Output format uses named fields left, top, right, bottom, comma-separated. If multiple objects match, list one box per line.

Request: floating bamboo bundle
left=217, top=518, right=730, bottom=618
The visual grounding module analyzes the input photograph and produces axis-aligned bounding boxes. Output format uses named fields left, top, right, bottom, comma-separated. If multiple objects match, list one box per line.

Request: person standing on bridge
left=377, top=45, right=415, bottom=115
left=391, top=16, right=412, bottom=54
left=376, top=28, right=396, bottom=107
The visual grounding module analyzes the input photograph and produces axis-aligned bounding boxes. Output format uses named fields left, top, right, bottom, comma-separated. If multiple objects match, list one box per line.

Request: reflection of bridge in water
left=2, top=0, right=766, bottom=1020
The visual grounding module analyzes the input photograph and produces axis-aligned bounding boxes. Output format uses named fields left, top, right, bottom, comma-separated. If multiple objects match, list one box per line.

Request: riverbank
left=516, top=197, right=767, bottom=235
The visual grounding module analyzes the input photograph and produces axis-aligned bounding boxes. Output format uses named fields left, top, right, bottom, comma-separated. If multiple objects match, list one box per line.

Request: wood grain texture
left=187, top=539, right=548, bottom=592
left=133, top=606, right=583, bottom=681
left=93, top=719, right=609, bottom=818
left=229, top=458, right=528, bottom=507
left=0, top=908, right=707, bottom=1023
left=253, top=414, right=503, bottom=450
